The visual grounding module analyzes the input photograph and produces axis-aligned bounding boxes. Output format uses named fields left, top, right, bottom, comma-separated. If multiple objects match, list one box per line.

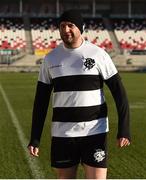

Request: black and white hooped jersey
left=38, top=40, right=118, bottom=137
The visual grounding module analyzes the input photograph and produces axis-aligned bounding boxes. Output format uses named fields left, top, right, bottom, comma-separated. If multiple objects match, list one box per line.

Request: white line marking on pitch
left=0, top=83, right=45, bottom=179
left=130, top=102, right=146, bottom=109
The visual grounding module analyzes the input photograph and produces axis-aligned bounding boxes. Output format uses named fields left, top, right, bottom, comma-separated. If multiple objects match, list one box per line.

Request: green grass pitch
left=0, top=72, right=146, bottom=178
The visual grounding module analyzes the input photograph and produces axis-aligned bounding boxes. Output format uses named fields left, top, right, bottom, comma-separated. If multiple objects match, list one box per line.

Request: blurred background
left=0, top=0, right=146, bottom=71
left=0, top=0, right=146, bottom=179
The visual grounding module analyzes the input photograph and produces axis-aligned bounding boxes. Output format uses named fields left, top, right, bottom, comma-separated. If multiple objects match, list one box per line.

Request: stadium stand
left=30, top=18, right=61, bottom=50
left=30, top=17, right=113, bottom=52
left=113, top=18, right=146, bottom=51
left=0, top=18, right=26, bottom=50
left=0, top=0, right=146, bottom=72
left=0, top=17, right=113, bottom=53
left=83, top=18, right=113, bottom=50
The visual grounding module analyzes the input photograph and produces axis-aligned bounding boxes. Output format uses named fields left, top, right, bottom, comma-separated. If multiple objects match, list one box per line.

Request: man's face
left=59, top=21, right=81, bottom=47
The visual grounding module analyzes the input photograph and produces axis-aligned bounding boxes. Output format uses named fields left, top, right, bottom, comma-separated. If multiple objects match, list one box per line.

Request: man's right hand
left=28, top=145, right=39, bottom=157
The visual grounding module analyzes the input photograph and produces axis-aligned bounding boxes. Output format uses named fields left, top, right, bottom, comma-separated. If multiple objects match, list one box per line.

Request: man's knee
left=55, top=165, right=78, bottom=179
left=83, top=164, right=107, bottom=179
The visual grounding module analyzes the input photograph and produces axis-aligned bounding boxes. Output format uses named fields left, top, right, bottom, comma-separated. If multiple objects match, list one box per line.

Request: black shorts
left=51, top=133, right=108, bottom=168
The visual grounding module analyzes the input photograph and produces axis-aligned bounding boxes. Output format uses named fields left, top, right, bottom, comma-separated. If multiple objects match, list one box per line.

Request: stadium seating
left=83, top=18, right=113, bottom=49
left=30, top=18, right=61, bottom=50
left=0, top=18, right=26, bottom=50
left=1, top=17, right=146, bottom=53
left=113, top=18, right=146, bottom=50
left=30, top=18, right=113, bottom=51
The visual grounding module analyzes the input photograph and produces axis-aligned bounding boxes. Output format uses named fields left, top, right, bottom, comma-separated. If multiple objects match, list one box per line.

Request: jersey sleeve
left=28, top=56, right=53, bottom=147
left=38, top=56, right=52, bottom=84
left=105, top=73, right=131, bottom=141
left=96, top=49, right=118, bottom=80
left=97, top=49, right=130, bottom=141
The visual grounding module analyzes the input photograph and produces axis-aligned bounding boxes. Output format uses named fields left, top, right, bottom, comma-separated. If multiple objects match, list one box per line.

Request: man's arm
left=28, top=81, right=53, bottom=154
left=104, top=73, right=131, bottom=145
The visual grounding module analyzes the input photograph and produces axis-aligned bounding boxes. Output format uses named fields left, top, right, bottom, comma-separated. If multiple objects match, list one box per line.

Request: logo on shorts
left=93, top=149, right=105, bottom=162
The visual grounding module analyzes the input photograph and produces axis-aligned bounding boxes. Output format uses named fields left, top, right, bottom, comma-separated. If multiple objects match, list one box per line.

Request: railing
left=0, top=49, right=26, bottom=65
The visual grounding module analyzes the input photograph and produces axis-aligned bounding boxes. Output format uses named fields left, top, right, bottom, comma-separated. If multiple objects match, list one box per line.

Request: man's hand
left=117, top=137, right=130, bottom=147
left=28, top=145, right=39, bottom=157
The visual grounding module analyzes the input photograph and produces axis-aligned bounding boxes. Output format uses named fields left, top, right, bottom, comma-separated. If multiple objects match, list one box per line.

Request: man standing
left=28, top=9, right=130, bottom=179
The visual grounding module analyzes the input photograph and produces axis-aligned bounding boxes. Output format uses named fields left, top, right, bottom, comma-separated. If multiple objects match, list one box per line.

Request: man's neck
left=64, top=37, right=83, bottom=49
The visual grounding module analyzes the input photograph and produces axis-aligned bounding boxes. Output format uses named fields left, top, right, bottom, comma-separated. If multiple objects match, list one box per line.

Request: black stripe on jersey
left=52, top=103, right=107, bottom=122
left=52, top=75, right=103, bottom=92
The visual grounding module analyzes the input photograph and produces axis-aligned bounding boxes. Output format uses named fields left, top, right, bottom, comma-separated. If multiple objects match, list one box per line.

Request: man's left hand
left=117, top=138, right=130, bottom=147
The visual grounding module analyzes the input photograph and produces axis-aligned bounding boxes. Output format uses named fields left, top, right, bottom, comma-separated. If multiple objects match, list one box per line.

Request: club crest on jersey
left=82, top=57, right=95, bottom=70
left=93, top=149, right=105, bottom=162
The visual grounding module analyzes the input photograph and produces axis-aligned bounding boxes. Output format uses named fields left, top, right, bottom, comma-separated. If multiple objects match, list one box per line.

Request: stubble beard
left=63, top=36, right=73, bottom=46
left=61, top=33, right=76, bottom=47
left=61, top=32, right=82, bottom=48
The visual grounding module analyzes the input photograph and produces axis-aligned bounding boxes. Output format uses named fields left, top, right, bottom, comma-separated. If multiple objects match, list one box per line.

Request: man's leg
left=80, top=133, right=108, bottom=179
left=83, top=164, right=107, bottom=179
left=55, top=165, right=78, bottom=179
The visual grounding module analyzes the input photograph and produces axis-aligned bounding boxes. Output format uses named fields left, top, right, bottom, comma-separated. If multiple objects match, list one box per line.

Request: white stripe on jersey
left=51, top=117, right=109, bottom=137
left=53, top=89, right=105, bottom=107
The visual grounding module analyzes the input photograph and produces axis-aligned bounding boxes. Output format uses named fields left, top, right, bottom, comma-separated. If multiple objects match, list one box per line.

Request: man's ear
left=83, top=23, right=85, bottom=31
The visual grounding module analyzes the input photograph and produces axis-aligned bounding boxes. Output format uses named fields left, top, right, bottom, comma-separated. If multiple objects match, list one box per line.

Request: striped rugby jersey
left=38, top=40, right=118, bottom=137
